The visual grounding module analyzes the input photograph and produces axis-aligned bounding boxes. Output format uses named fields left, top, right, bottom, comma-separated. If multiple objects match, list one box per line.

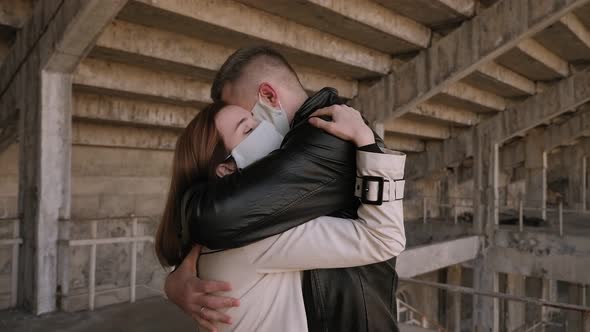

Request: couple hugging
left=155, top=46, right=407, bottom=332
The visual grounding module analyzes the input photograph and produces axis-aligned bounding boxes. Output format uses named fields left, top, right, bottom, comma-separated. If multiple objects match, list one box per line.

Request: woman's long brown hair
left=155, top=101, right=228, bottom=267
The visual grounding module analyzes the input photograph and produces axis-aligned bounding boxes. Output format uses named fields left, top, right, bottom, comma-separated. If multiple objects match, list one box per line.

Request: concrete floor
left=0, top=297, right=196, bottom=332
left=0, top=296, right=436, bottom=332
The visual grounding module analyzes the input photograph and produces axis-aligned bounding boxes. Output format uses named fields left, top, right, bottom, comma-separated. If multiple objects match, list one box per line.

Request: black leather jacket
left=181, top=88, right=400, bottom=332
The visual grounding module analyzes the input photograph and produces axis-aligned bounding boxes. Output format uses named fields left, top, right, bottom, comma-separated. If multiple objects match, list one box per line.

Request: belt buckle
left=361, top=176, right=384, bottom=205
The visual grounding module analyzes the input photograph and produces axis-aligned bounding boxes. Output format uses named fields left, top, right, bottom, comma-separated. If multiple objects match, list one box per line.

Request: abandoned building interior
left=1, top=0, right=590, bottom=331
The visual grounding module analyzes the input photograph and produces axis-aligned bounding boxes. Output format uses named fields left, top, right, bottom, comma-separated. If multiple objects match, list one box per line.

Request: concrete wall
left=0, top=143, right=18, bottom=309
left=404, top=165, right=474, bottom=223
left=62, top=140, right=173, bottom=311
left=0, top=132, right=174, bottom=311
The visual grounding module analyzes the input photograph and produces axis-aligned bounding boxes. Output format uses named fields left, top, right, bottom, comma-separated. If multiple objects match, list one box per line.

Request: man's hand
left=164, top=245, right=240, bottom=332
left=308, top=105, right=375, bottom=147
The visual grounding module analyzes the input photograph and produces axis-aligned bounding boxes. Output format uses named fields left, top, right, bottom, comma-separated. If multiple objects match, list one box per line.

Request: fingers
left=309, top=106, right=335, bottom=118
left=193, top=314, right=218, bottom=332
left=308, top=117, right=333, bottom=132
left=194, top=279, right=233, bottom=293
left=196, top=293, right=240, bottom=310
left=199, top=307, right=233, bottom=325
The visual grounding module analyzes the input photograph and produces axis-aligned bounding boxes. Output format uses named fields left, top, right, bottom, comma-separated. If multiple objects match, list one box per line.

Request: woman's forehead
left=215, top=105, right=253, bottom=133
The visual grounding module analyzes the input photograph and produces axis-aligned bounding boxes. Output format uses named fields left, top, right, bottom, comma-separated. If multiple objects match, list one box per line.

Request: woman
left=155, top=101, right=405, bottom=331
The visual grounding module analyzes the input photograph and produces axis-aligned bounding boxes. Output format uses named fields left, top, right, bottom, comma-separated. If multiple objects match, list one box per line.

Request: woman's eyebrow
left=235, top=116, right=248, bottom=131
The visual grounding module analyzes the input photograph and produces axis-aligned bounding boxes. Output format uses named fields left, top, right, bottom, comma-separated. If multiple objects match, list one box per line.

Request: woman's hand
left=164, top=245, right=240, bottom=332
left=308, top=105, right=375, bottom=147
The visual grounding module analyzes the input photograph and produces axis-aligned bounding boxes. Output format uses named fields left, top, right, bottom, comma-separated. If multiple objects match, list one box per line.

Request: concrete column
left=566, top=283, right=582, bottom=331
left=473, top=259, right=499, bottom=332
left=541, top=279, right=558, bottom=329
left=565, top=145, right=586, bottom=211
left=472, top=129, right=499, bottom=332
left=3, top=0, right=128, bottom=314
left=506, top=273, right=526, bottom=332
left=525, top=130, right=547, bottom=219
left=446, top=265, right=462, bottom=332
left=583, top=156, right=587, bottom=212
left=18, top=71, right=72, bottom=314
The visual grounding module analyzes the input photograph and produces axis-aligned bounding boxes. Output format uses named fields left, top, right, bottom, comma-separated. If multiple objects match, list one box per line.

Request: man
left=165, top=46, right=405, bottom=332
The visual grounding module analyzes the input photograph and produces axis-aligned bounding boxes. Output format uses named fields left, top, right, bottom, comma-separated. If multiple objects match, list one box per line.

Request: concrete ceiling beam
left=93, top=20, right=358, bottom=99
left=533, top=12, right=590, bottom=64
left=72, top=121, right=178, bottom=151
left=385, top=117, right=451, bottom=140
left=409, top=101, right=480, bottom=127
left=74, top=58, right=211, bottom=108
left=234, top=0, right=431, bottom=54
left=72, top=92, right=199, bottom=129
left=407, top=68, right=590, bottom=179
left=119, top=0, right=392, bottom=79
left=353, top=0, right=590, bottom=122
left=434, top=81, right=507, bottom=113
left=373, top=0, right=476, bottom=27
left=497, top=38, right=570, bottom=81
left=464, top=61, right=536, bottom=98
left=384, top=133, right=425, bottom=153
left=0, top=0, right=33, bottom=29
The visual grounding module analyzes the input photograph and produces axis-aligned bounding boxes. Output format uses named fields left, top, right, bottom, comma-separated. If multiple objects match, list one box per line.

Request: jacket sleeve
left=184, top=121, right=367, bottom=250
left=246, top=150, right=406, bottom=272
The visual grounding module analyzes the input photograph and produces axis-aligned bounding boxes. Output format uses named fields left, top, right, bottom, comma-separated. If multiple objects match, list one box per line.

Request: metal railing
left=0, top=217, right=20, bottom=308
left=500, top=198, right=590, bottom=237
left=396, top=297, right=447, bottom=332
left=511, top=320, right=564, bottom=332
left=402, top=278, right=590, bottom=331
left=407, top=195, right=590, bottom=237
left=60, top=215, right=156, bottom=311
left=404, top=195, right=475, bottom=225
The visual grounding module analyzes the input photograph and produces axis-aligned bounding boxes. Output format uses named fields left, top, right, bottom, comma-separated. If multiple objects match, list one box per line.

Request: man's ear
left=259, top=82, right=280, bottom=108
left=216, top=160, right=237, bottom=178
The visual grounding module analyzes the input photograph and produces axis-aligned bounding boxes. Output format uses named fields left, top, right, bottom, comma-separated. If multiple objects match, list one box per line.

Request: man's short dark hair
left=211, top=46, right=300, bottom=101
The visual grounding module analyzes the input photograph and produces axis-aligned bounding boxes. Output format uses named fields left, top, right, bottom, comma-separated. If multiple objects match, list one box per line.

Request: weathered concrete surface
left=0, top=0, right=128, bottom=315
left=74, top=58, right=211, bottom=108
left=119, top=0, right=392, bottom=79
left=472, top=256, right=499, bottom=332
left=506, top=273, right=526, bottom=332
left=533, top=13, right=590, bottom=64
left=403, top=221, right=473, bottom=248
left=0, top=297, right=194, bottom=332
left=384, top=133, right=425, bottom=152
left=373, top=0, right=475, bottom=27
left=385, top=117, right=450, bottom=140
left=93, top=20, right=358, bottom=99
left=410, top=102, right=479, bottom=127
left=397, top=236, right=482, bottom=278
left=354, top=0, right=590, bottom=122
left=409, top=69, right=590, bottom=180
left=496, top=38, right=570, bottom=81
left=432, top=81, right=507, bottom=113
left=524, top=130, right=548, bottom=217
left=73, top=92, right=198, bottom=129
left=0, top=0, right=33, bottom=28
left=489, top=229, right=590, bottom=285
left=72, top=122, right=179, bottom=151
left=462, top=61, right=536, bottom=98
left=235, top=0, right=431, bottom=54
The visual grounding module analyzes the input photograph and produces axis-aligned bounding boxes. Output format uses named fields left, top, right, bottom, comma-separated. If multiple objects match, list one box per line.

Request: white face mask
left=229, top=120, right=284, bottom=169
left=251, top=95, right=290, bottom=136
